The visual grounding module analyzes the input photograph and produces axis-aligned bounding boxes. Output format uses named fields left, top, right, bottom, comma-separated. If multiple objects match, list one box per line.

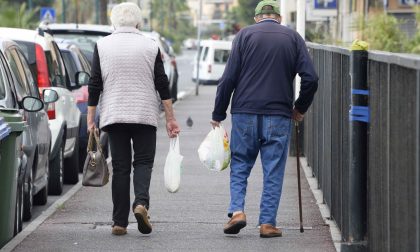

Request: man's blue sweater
left=212, top=19, right=318, bottom=121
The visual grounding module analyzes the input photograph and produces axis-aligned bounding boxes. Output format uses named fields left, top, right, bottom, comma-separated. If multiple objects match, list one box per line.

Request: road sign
left=314, top=0, right=337, bottom=9
left=40, top=7, right=56, bottom=23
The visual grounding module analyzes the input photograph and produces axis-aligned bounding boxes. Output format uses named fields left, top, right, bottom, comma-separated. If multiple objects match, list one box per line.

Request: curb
left=300, top=157, right=342, bottom=252
left=0, top=180, right=83, bottom=252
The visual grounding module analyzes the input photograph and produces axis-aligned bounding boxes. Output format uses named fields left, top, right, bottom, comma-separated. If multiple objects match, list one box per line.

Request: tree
left=227, top=0, right=260, bottom=27
left=151, top=0, right=194, bottom=53
left=0, top=1, right=39, bottom=29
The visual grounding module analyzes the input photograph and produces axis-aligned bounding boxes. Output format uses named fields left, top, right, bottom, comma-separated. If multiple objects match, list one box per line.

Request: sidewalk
left=10, top=86, right=335, bottom=252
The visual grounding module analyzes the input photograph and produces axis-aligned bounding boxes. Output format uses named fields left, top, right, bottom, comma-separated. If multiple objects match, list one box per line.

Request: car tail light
left=46, top=103, right=56, bottom=120
left=35, top=44, right=50, bottom=88
left=208, top=64, right=212, bottom=73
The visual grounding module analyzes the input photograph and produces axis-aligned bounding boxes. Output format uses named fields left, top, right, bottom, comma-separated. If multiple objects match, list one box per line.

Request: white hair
left=110, top=2, right=142, bottom=28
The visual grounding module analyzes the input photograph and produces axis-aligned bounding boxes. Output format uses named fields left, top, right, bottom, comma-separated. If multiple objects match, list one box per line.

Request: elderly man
left=211, top=0, right=318, bottom=238
left=87, top=2, right=180, bottom=235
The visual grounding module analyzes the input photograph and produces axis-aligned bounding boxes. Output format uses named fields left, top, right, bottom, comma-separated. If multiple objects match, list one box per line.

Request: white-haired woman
left=87, top=2, right=180, bottom=236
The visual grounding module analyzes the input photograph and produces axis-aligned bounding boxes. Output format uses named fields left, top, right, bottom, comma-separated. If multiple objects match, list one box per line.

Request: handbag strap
left=87, top=129, right=103, bottom=153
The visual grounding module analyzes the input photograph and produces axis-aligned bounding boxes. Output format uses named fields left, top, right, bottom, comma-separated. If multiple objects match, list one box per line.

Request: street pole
left=62, top=0, right=66, bottom=23
left=280, top=0, right=287, bottom=26
left=96, top=0, right=100, bottom=24
left=195, top=0, right=202, bottom=96
left=295, top=0, right=305, bottom=99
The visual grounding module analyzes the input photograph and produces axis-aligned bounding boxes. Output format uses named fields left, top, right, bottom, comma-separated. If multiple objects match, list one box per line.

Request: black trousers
left=106, top=123, right=156, bottom=228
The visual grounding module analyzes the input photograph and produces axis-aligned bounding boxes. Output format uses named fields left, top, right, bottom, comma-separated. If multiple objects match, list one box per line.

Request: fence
left=303, top=42, right=420, bottom=251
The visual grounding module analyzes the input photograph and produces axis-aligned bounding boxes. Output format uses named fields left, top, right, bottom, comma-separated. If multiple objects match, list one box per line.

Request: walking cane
left=295, top=121, right=304, bottom=233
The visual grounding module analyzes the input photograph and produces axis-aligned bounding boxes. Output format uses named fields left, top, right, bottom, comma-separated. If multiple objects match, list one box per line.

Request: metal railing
left=303, top=42, right=420, bottom=251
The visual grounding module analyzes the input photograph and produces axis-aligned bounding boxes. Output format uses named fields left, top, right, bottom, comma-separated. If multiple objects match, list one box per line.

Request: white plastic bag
left=198, top=125, right=231, bottom=171
left=164, top=135, right=183, bottom=193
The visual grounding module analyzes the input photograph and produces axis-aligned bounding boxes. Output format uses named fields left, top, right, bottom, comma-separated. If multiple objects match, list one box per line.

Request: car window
left=53, top=34, right=102, bottom=53
left=78, top=52, right=91, bottom=73
left=62, top=51, right=77, bottom=85
left=0, top=57, right=7, bottom=100
left=16, top=49, right=39, bottom=98
left=46, top=41, right=67, bottom=87
left=14, top=41, right=36, bottom=65
left=202, top=47, right=209, bottom=61
left=5, top=49, right=31, bottom=100
left=214, top=49, right=230, bottom=64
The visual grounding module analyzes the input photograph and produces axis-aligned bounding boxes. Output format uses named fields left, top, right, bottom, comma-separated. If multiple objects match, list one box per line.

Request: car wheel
left=22, top=167, right=33, bottom=221
left=14, top=181, right=24, bottom=235
left=49, top=140, right=64, bottom=195
left=64, top=136, right=79, bottom=184
left=33, top=183, right=48, bottom=205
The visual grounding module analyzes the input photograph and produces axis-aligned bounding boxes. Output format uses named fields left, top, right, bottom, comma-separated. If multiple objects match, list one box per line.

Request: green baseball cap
left=255, top=0, right=280, bottom=16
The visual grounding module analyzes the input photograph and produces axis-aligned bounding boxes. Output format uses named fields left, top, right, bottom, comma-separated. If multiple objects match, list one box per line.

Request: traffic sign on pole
left=40, top=7, right=56, bottom=23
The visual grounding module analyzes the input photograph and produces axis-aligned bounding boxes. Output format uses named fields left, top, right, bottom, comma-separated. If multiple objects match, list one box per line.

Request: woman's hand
left=166, top=118, right=180, bottom=138
left=87, top=106, right=97, bottom=133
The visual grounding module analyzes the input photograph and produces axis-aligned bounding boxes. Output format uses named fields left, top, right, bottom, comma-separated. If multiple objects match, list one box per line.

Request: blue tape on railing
left=0, top=117, right=11, bottom=141
left=351, top=89, right=369, bottom=95
left=349, top=105, right=370, bottom=123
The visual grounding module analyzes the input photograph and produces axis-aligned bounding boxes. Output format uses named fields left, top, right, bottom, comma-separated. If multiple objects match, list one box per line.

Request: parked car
left=45, top=23, right=179, bottom=102
left=192, top=40, right=231, bottom=85
left=0, top=37, right=58, bottom=234
left=0, top=28, right=82, bottom=195
left=56, top=39, right=91, bottom=170
left=183, top=38, right=197, bottom=50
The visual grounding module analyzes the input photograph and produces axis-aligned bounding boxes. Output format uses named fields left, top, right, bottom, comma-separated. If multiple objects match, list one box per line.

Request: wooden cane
left=295, top=121, right=304, bottom=233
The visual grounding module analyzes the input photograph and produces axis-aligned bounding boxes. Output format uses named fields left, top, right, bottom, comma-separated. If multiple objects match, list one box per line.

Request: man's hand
left=166, top=118, right=180, bottom=138
left=210, top=120, right=220, bottom=128
left=292, top=108, right=304, bottom=122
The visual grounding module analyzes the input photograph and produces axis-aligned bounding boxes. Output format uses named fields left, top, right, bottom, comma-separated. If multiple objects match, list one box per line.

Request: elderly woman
left=87, top=2, right=180, bottom=236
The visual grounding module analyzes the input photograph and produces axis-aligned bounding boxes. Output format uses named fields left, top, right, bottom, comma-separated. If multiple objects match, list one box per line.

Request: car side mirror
left=53, top=75, right=65, bottom=86
left=75, top=71, right=90, bottom=86
left=43, top=89, right=59, bottom=103
left=22, top=96, right=44, bottom=112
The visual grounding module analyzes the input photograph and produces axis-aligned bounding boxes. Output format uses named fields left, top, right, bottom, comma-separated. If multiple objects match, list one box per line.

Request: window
left=0, top=59, right=7, bottom=100
left=46, top=41, right=67, bottom=87
left=62, top=51, right=77, bottom=86
left=17, top=50, right=39, bottom=98
left=202, top=47, right=209, bottom=61
left=214, top=49, right=230, bottom=64
left=5, top=49, right=31, bottom=100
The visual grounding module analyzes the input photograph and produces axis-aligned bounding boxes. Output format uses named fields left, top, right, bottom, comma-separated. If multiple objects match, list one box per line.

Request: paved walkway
left=11, top=86, right=335, bottom=252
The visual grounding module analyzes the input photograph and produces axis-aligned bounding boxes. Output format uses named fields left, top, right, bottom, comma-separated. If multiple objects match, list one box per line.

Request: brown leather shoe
left=223, top=213, right=247, bottom=234
left=111, top=226, right=127, bottom=235
left=260, top=224, right=282, bottom=238
left=133, top=205, right=152, bottom=234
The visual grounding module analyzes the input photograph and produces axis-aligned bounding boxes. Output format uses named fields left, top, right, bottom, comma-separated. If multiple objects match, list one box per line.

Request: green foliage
left=354, top=13, right=407, bottom=53
left=0, top=2, right=39, bottom=29
left=406, top=7, right=420, bottom=54
left=151, top=0, right=194, bottom=54
left=227, top=0, right=260, bottom=27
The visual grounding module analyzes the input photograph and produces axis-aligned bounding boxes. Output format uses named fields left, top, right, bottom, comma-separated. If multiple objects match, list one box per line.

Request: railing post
left=341, top=40, right=369, bottom=252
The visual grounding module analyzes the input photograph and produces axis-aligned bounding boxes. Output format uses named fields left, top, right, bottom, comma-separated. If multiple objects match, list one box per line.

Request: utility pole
left=99, top=0, right=107, bottom=25
left=295, top=0, right=305, bottom=99
left=280, top=0, right=287, bottom=26
left=195, top=0, right=203, bottom=96
left=96, top=0, right=100, bottom=24
left=62, top=0, right=66, bottom=23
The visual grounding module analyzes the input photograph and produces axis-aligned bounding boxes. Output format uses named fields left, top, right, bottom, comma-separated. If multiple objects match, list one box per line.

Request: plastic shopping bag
left=164, top=135, right=183, bottom=193
left=198, top=125, right=231, bottom=171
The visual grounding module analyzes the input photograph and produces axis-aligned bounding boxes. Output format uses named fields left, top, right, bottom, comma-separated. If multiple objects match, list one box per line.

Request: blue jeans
left=229, top=113, right=291, bottom=226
